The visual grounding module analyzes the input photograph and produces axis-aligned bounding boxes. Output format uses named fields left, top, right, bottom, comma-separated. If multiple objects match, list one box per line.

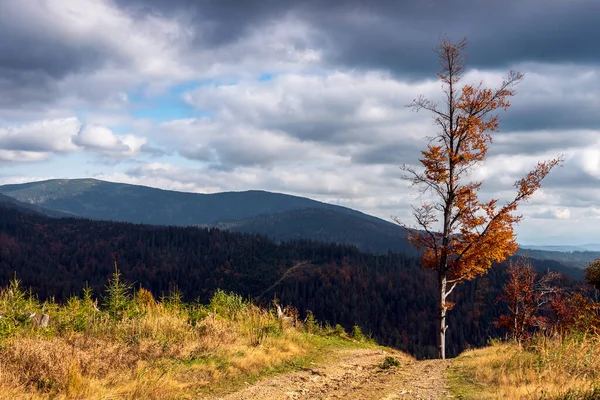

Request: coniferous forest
left=0, top=203, right=582, bottom=358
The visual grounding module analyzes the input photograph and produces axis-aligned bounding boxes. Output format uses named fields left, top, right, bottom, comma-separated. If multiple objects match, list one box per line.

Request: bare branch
left=445, top=282, right=458, bottom=298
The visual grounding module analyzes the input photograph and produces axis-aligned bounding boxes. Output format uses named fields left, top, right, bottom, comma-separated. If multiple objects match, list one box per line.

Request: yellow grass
left=0, top=282, right=374, bottom=399
left=449, top=335, right=600, bottom=400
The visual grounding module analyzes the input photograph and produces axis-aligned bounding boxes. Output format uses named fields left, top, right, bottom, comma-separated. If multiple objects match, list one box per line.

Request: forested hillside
left=0, top=204, right=583, bottom=358
left=219, top=208, right=414, bottom=255
left=0, top=179, right=381, bottom=227
left=1, top=179, right=593, bottom=269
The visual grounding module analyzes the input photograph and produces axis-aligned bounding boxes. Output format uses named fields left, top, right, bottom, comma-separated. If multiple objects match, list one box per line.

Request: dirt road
left=219, top=348, right=453, bottom=400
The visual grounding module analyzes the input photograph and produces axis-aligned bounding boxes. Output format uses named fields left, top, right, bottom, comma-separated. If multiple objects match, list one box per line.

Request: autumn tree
left=401, top=37, right=562, bottom=359
left=495, top=259, right=560, bottom=344
left=585, top=258, right=600, bottom=291
left=551, top=290, right=600, bottom=335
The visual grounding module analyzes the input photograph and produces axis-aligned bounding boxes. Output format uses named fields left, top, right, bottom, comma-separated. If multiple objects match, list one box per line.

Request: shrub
left=209, top=290, right=246, bottom=319
left=103, top=264, right=132, bottom=321
left=134, top=287, right=157, bottom=311
left=304, top=310, right=319, bottom=334
left=0, top=277, right=38, bottom=337
left=244, top=305, right=281, bottom=346
left=351, top=325, right=366, bottom=342
left=380, top=356, right=401, bottom=369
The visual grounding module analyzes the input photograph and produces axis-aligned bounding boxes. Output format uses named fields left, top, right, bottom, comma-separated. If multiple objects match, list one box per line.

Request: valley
left=0, top=180, right=589, bottom=359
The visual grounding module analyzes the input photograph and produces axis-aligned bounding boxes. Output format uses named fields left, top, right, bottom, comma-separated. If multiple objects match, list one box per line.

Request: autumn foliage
left=585, top=258, right=600, bottom=291
left=551, top=291, right=600, bottom=335
left=404, top=37, right=562, bottom=359
left=494, top=259, right=560, bottom=344
left=496, top=259, right=600, bottom=342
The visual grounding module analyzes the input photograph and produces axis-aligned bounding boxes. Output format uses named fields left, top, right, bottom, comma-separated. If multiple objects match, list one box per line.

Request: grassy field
left=448, top=335, right=600, bottom=400
left=0, top=271, right=375, bottom=399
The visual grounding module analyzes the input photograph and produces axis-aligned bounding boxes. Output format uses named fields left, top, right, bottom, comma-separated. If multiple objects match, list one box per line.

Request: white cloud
left=0, top=0, right=599, bottom=245
left=0, top=118, right=79, bottom=154
left=74, top=124, right=148, bottom=158
left=0, top=118, right=147, bottom=161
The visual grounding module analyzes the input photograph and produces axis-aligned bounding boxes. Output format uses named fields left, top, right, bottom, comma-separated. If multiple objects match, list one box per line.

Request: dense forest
left=0, top=204, right=583, bottom=358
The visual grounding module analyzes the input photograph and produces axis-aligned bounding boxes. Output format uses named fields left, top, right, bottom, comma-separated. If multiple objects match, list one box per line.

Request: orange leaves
left=551, top=291, right=600, bottom=335
left=495, top=259, right=561, bottom=343
left=515, top=158, right=564, bottom=201
left=407, top=37, right=561, bottom=286
left=420, top=145, right=449, bottom=183
left=585, top=259, right=600, bottom=291
left=405, top=36, right=559, bottom=359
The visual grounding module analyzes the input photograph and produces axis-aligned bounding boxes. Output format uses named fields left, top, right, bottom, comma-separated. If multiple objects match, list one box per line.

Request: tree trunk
left=437, top=274, right=448, bottom=359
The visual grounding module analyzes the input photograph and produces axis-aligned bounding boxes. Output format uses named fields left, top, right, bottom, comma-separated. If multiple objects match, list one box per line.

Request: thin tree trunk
left=513, top=303, right=519, bottom=344
left=437, top=274, right=448, bottom=359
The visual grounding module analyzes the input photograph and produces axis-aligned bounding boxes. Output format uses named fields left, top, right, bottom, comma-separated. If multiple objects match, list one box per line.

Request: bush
left=380, top=356, right=401, bottom=369
left=0, top=277, right=39, bottom=337
left=304, top=310, right=319, bottom=334
left=134, top=287, right=156, bottom=311
left=245, top=305, right=281, bottom=346
left=103, top=265, right=132, bottom=321
left=209, top=290, right=246, bottom=319
left=351, top=325, right=366, bottom=342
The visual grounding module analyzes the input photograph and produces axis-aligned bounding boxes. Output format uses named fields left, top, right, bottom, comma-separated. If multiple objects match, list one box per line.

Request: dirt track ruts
left=216, top=348, right=453, bottom=400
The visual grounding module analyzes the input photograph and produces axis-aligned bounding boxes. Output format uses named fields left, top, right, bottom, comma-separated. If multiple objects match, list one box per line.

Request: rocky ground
left=218, top=348, right=453, bottom=400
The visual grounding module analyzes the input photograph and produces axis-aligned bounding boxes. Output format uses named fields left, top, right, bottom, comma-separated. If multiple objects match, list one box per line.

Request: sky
left=0, top=0, right=599, bottom=245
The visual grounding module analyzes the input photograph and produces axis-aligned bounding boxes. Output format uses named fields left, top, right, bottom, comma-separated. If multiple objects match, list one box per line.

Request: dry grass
left=0, top=279, right=371, bottom=399
left=449, top=334, right=600, bottom=399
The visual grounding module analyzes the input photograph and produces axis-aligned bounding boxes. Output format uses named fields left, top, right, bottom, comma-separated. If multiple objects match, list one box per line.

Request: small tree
left=402, top=37, right=562, bottom=359
left=585, top=258, right=600, bottom=291
left=495, top=259, right=560, bottom=344
left=551, top=290, right=600, bottom=335
left=103, top=261, right=132, bottom=320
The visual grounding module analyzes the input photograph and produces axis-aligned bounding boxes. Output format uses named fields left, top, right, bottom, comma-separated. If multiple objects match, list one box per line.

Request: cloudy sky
left=1, top=0, right=599, bottom=245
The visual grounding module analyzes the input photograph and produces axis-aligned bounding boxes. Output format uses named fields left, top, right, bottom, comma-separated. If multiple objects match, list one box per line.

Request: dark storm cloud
left=0, top=68, right=58, bottom=108
left=115, top=0, right=288, bottom=47
left=313, top=0, right=600, bottom=77
left=3, top=0, right=599, bottom=108
left=115, top=0, right=600, bottom=77
left=501, top=104, right=600, bottom=132
left=0, top=2, right=125, bottom=105
left=351, top=143, right=421, bottom=165
left=489, top=131, right=594, bottom=157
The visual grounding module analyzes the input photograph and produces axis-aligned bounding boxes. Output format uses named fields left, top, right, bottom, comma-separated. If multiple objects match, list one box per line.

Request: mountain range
left=0, top=178, right=597, bottom=270
left=520, top=244, right=600, bottom=252
left=0, top=178, right=415, bottom=255
left=0, top=188, right=584, bottom=359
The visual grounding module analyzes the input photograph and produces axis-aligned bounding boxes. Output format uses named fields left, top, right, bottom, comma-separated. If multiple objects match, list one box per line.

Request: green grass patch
left=447, top=358, right=491, bottom=400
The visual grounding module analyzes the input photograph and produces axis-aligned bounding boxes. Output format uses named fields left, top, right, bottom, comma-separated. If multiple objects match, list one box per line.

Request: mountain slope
left=520, top=244, right=600, bottom=252
left=0, top=204, right=586, bottom=359
left=0, top=178, right=412, bottom=255
left=218, top=208, right=414, bottom=255
left=0, top=179, right=594, bottom=269
left=0, top=178, right=386, bottom=226
left=0, top=192, right=75, bottom=218
left=516, top=247, right=600, bottom=270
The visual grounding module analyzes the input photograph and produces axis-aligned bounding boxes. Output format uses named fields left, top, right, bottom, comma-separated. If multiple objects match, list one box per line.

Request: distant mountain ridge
left=0, top=178, right=413, bottom=255
left=0, top=178, right=389, bottom=226
left=0, top=192, right=75, bottom=218
left=0, top=178, right=595, bottom=270
left=520, top=244, right=600, bottom=252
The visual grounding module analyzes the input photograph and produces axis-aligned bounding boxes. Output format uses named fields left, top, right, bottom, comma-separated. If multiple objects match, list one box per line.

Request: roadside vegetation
left=448, top=257, right=600, bottom=399
left=449, top=335, right=600, bottom=399
left=0, top=266, right=374, bottom=399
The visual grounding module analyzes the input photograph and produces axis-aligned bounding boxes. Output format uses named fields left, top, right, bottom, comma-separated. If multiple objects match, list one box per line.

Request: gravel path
left=217, top=348, right=453, bottom=400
